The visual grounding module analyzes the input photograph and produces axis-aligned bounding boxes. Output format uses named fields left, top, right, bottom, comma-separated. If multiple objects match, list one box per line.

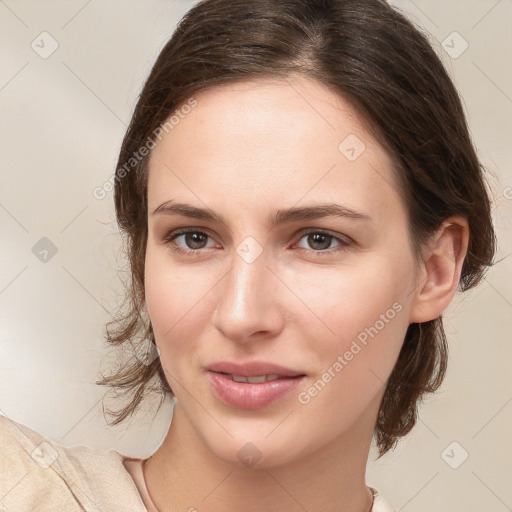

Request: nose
left=211, top=246, right=286, bottom=344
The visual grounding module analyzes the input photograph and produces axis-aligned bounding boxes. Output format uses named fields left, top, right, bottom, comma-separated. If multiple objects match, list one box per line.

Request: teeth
left=265, top=375, right=282, bottom=382
left=263, top=374, right=282, bottom=382
left=230, top=374, right=283, bottom=383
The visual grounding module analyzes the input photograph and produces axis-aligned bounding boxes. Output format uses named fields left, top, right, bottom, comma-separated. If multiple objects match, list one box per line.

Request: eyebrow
left=151, top=201, right=373, bottom=229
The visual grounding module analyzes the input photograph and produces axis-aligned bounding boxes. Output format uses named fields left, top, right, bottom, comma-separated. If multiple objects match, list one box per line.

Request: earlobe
left=409, top=216, right=469, bottom=324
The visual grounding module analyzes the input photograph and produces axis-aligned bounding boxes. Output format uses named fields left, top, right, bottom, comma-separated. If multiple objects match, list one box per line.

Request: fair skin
left=141, top=75, right=469, bottom=512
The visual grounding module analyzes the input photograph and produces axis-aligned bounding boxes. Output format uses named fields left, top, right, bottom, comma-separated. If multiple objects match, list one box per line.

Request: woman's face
left=145, top=76, right=421, bottom=468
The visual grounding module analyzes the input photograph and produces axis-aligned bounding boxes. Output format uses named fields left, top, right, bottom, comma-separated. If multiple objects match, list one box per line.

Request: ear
left=409, top=216, right=469, bottom=324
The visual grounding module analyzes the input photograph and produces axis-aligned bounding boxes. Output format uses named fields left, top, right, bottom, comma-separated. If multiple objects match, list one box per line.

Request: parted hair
left=96, top=0, right=497, bottom=457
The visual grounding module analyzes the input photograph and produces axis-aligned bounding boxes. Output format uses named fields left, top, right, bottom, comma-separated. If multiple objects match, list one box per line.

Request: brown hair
left=96, top=0, right=497, bottom=457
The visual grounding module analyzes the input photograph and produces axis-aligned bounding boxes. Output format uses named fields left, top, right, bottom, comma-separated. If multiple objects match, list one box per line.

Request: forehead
left=147, top=76, right=403, bottom=221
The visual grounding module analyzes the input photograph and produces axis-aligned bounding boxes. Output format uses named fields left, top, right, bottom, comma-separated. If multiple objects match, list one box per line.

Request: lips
left=205, top=360, right=306, bottom=409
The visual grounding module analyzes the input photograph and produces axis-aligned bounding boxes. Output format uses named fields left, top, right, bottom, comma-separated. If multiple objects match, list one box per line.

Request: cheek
left=291, top=257, right=413, bottom=388
left=296, top=260, right=409, bottom=336
left=144, top=251, right=211, bottom=362
left=295, top=275, right=409, bottom=427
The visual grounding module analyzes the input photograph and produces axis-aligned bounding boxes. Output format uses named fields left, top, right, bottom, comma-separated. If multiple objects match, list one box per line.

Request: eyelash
left=164, top=228, right=351, bottom=257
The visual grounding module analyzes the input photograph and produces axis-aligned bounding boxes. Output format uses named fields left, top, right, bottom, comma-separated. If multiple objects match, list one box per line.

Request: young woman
left=0, top=1, right=497, bottom=511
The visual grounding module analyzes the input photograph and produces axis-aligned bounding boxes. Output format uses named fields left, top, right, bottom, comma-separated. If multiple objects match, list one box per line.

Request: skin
left=140, top=75, right=469, bottom=512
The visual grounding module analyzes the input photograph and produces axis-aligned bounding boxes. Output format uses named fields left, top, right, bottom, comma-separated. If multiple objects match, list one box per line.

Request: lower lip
left=207, top=371, right=305, bottom=410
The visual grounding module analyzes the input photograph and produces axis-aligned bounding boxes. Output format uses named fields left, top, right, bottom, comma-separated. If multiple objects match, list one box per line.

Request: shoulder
left=0, top=414, right=147, bottom=512
left=369, top=485, right=398, bottom=512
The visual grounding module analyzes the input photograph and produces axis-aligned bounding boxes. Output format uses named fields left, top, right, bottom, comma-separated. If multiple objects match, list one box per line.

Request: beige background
left=1, top=1, right=511, bottom=510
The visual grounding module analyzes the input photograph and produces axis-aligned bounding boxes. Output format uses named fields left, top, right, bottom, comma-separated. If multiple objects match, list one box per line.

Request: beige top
left=0, top=415, right=397, bottom=511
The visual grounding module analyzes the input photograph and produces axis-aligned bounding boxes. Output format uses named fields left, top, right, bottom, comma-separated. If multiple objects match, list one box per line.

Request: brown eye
left=306, top=233, right=334, bottom=251
left=296, top=230, right=351, bottom=254
left=181, top=232, right=209, bottom=249
left=165, top=229, right=216, bottom=254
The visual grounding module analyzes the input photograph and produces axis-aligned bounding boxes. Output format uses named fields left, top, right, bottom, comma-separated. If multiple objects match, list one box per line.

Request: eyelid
left=295, top=227, right=353, bottom=245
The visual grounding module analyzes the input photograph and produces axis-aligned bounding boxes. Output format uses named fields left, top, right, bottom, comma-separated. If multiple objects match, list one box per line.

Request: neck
left=144, top=398, right=380, bottom=512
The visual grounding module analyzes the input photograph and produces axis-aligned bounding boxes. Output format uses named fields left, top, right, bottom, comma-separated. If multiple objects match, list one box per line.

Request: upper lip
left=205, top=360, right=305, bottom=377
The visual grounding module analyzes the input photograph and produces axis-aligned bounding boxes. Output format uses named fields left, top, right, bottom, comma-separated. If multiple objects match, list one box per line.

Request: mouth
left=205, top=365, right=306, bottom=410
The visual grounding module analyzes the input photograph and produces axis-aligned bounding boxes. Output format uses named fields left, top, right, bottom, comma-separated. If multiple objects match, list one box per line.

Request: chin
left=198, top=423, right=315, bottom=471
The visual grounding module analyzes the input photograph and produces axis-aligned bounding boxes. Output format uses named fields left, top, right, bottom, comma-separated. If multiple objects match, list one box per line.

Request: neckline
left=123, top=456, right=160, bottom=512
left=124, top=456, right=381, bottom=512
